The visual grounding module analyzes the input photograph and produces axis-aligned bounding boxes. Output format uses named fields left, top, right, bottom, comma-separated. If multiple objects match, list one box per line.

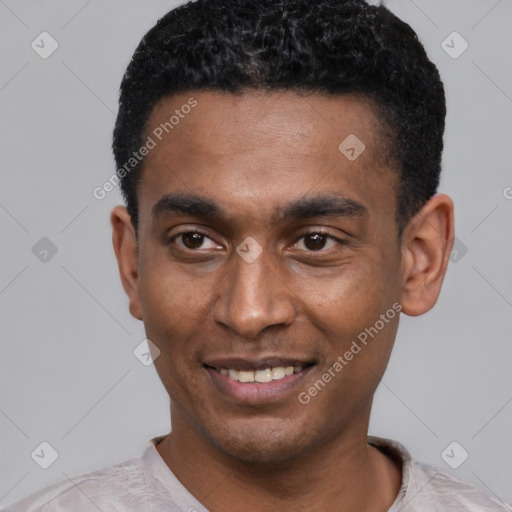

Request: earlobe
left=399, top=194, right=454, bottom=316
left=111, top=205, right=144, bottom=321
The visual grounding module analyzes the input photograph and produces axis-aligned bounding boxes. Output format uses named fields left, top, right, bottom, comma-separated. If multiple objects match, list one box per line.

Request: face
left=119, top=91, right=408, bottom=463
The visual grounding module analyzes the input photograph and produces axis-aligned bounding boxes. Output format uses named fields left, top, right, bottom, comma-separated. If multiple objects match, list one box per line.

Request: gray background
left=1, top=0, right=511, bottom=507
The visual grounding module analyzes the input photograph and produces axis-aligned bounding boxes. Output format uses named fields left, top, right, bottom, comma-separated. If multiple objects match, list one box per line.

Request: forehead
left=146, top=90, right=389, bottom=157
left=139, top=90, right=397, bottom=225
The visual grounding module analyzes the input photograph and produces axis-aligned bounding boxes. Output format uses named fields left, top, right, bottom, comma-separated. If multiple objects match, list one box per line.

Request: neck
left=156, top=409, right=402, bottom=512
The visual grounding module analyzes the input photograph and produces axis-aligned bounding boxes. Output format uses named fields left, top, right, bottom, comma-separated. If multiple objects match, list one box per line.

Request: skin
left=111, top=90, right=454, bottom=511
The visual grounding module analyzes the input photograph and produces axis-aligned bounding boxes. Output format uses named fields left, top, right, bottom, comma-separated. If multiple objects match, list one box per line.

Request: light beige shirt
left=4, top=435, right=511, bottom=511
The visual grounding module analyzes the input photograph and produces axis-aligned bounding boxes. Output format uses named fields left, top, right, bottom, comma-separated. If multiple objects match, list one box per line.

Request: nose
left=211, top=249, right=296, bottom=340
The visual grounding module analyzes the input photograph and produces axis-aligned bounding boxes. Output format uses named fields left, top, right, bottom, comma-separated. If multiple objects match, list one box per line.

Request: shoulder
left=410, top=460, right=512, bottom=512
left=368, top=436, right=512, bottom=512
left=3, top=456, right=146, bottom=512
left=407, top=459, right=512, bottom=511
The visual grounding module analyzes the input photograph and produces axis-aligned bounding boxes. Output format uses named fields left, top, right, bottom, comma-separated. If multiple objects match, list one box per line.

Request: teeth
left=217, top=365, right=304, bottom=383
left=255, top=369, right=272, bottom=383
left=271, top=367, right=285, bottom=380
left=238, top=370, right=255, bottom=383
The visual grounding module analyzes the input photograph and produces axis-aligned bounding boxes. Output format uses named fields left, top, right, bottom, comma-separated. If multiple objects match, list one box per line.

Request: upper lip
left=203, top=356, right=316, bottom=371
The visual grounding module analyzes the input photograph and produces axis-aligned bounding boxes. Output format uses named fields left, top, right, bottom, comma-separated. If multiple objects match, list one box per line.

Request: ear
left=399, top=193, right=455, bottom=316
left=111, top=206, right=143, bottom=320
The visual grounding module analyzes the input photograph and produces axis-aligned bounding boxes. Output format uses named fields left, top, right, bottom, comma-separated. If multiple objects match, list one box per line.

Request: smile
left=203, top=359, right=316, bottom=404
left=215, top=365, right=304, bottom=383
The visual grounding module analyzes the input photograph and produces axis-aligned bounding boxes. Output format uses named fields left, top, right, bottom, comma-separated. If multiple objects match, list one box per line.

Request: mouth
left=208, top=364, right=309, bottom=383
left=203, top=358, right=316, bottom=404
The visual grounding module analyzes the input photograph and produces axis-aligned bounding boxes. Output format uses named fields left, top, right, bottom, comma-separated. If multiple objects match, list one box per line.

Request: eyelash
left=169, top=229, right=221, bottom=251
left=293, top=230, right=347, bottom=252
left=168, top=229, right=346, bottom=253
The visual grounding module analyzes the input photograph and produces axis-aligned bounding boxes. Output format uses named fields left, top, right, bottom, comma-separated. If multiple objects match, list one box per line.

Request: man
left=5, top=0, right=511, bottom=510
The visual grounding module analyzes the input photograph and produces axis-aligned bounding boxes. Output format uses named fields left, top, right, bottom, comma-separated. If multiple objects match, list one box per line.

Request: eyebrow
left=278, top=194, right=367, bottom=221
left=151, top=192, right=367, bottom=223
left=152, top=193, right=225, bottom=220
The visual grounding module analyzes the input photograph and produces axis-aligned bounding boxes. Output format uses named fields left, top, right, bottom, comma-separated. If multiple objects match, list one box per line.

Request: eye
left=170, top=230, right=221, bottom=251
left=293, top=232, right=343, bottom=252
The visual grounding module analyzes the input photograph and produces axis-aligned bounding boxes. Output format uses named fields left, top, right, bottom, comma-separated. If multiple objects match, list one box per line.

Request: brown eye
left=170, top=230, right=221, bottom=251
left=181, top=232, right=206, bottom=249
left=304, top=233, right=328, bottom=251
left=293, top=232, right=343, bottom=252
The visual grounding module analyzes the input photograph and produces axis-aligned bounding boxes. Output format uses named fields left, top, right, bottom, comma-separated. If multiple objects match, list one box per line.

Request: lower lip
left=205, top=366, right=314, bottom=405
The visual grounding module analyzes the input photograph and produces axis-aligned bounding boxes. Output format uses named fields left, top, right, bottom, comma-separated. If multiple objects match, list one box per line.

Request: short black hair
left=112, top=0, right=446, bottom=234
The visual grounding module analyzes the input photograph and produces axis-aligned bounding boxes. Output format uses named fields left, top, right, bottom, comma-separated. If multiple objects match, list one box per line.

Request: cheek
left=137, top=263, right=204, bottom=368
left=300, top=255, right=401, bottom=393
left=305, top=258, right=397, bottom=333
left=139, top=261, right=210, bottom=400
left=138, top=246, right=213, bottom=325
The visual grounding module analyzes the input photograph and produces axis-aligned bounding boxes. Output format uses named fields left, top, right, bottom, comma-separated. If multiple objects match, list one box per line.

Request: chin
left=201, top=416, right=318, bottom=465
